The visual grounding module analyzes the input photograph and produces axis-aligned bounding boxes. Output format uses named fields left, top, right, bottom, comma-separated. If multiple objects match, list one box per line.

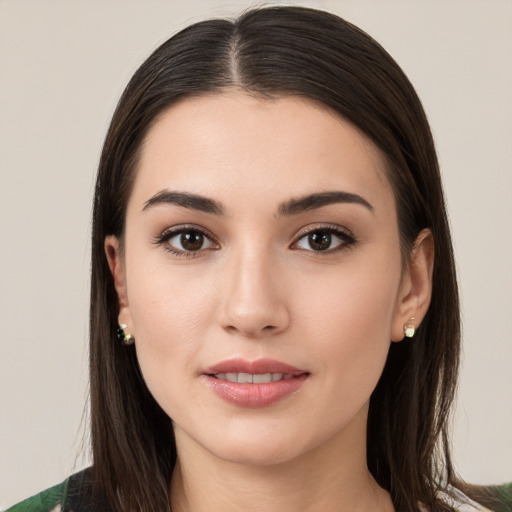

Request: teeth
left=253, top=373, right=272, bottom=383
left=238, top=372, right=253, bottom=383
left=214, top=372, right=291, bottom=383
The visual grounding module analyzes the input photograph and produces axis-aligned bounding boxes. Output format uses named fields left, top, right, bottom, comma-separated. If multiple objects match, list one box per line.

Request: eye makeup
left=152, top=222, right=357, bottom=259
left=152, top=225, right=219, bottom=258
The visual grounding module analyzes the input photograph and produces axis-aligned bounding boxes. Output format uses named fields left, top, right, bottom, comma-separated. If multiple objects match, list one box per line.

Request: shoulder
left=417, top=483, right=512, bottom=512
left=437, top=483, right=512, bottom=512
left=4, top=468, right=104, bottom=512
left=5, top=479, right=69, bottom=512
left=493, top=482, right=512, bottom=512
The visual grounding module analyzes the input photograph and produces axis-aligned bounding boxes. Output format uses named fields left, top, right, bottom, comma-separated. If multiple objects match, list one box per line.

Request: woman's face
left=107, top=92, right=426, bottom=467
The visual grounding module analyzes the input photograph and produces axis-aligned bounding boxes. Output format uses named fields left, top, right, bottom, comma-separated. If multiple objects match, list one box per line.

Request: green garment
left=6, top=470, right=512, bottom=512
left=6, top=479, right=69, bottom=512
left=5, top=470, right=95, bottom=512
left=495, top=484, right=512, bottom=512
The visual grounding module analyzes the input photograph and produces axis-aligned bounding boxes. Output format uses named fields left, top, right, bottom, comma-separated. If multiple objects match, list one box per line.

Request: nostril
left=223, top=323, right=280, bottom=337
left=218, top=297, right=290, bottom=337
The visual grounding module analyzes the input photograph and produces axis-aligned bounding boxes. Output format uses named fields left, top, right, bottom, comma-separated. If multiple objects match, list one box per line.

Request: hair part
left=89, top=6, right=467, bottom=511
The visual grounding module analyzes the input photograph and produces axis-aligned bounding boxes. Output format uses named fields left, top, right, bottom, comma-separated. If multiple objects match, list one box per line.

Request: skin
left=106, top=92, right=433, bottom=512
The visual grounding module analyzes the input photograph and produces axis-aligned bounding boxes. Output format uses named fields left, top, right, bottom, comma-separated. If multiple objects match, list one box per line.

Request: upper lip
left=204, top=358, right=307, bottom=376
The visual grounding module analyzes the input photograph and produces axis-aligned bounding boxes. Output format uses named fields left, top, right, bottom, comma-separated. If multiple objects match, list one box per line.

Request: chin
left=209, top=438, right=307, bottom=467
left=189, top=417, right=331, bottom=468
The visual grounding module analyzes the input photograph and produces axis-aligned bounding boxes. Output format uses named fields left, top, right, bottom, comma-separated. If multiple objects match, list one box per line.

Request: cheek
left=294, top=255, right=401, bottom=388
left=125, top=259, right=218, bottom=410
left=298, top=256, right=400, bottom=332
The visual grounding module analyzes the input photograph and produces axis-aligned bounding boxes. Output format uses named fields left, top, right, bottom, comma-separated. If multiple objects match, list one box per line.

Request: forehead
left=132, top=92, right=394, bottom=216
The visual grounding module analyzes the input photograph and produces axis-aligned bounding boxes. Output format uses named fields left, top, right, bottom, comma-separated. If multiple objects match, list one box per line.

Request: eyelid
left=293, top=223, right=353, bottom=239
left=153, top=222, right=356, bottom=257
left=290, top=223, right=357, bottom=252
left=153, top=224, right=220, bottom=257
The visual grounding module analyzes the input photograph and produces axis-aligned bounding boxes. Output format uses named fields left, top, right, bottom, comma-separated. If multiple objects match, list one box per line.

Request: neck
left=170, top=407, right=394, bottom=512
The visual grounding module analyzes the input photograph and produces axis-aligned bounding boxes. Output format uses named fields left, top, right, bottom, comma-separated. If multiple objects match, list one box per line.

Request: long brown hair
left=90, top=6, right=471, bottom=511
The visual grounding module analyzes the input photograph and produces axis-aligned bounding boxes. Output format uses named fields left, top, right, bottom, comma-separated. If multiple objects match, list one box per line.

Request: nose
left=216, top=248, right=290, bottom=338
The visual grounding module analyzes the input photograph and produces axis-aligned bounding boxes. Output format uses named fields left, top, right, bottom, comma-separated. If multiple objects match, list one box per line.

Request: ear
left=104, top=235, right=133, bottom=329
left=391, top=228, right=434, bottom=342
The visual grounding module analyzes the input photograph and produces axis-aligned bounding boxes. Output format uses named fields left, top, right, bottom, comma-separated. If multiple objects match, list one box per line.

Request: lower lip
left=204, top=374, right=309, bottom=408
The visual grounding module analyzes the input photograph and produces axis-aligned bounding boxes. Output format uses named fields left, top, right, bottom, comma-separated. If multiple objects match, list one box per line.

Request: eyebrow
left=142, top=190, right=373, bottom=216
left=276, top=191, right=373, bottom=217
left=143, top=190, right=225, bottom=215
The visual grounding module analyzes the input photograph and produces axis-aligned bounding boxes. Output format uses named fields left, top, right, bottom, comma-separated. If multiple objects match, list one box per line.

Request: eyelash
left=291, top=224, right=357, bottom=256
left=153, top=224, right=357, bottom=258
left=153, top=225, right=216, bottom=258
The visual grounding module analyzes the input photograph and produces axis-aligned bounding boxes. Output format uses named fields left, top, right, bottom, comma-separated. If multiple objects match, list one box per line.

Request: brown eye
left=294, top=227, right=355, bottom=253
left=308, top=231, right=332, bottom=251
left=162, top=228, right=217, bottom=254
left=180, top=231, right=204, bottom=251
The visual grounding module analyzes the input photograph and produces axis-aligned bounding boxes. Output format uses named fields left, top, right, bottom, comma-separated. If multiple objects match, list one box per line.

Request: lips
left=203, top=358, right=309, bottom=408
left=213, top=372, right=294, bottom=383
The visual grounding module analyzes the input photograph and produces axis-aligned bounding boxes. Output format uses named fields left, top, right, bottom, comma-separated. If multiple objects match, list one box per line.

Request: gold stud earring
left=117, top=323, right=134, bottom=345
left=403, top=318, right=416, bottom=338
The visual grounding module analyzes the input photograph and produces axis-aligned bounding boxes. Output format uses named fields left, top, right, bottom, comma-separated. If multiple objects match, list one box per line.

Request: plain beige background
left=1, top=0, right=511, bottom=508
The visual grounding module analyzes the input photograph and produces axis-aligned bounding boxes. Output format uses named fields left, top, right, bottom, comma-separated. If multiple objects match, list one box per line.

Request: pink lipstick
left=203, top=358, right=309, bottom=408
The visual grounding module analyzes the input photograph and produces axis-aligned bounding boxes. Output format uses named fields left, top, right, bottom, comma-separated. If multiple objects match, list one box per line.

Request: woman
left=7, top=5, right=511, bottom=512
